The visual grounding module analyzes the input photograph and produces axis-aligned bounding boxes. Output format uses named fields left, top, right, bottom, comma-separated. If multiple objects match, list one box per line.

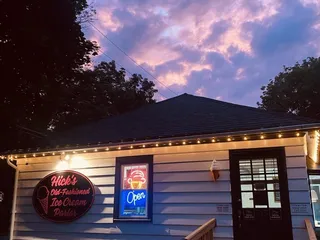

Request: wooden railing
left=184, top=219, right=216, bottom=240
left=305, top=219, right=317, bottom=240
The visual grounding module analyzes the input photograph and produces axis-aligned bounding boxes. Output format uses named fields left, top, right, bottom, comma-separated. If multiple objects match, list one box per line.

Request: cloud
left=87, top=0, right=320, bottom=107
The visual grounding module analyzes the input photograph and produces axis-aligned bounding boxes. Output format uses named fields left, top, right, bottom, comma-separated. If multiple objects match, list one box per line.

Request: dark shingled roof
left=52, top=93, right=320, bottom=146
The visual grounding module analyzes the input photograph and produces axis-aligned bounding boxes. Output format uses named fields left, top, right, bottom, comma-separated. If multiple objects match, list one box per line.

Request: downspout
left=7, top=158, right=18, bottom=240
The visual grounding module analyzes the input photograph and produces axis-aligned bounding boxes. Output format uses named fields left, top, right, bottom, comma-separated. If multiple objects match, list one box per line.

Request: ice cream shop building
left=1, top=94, right=320, bottom=240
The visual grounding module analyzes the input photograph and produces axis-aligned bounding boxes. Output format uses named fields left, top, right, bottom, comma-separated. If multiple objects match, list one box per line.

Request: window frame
left=308, top=171, right=320, bottom=228
left=113, top=155, right=153, bottom=222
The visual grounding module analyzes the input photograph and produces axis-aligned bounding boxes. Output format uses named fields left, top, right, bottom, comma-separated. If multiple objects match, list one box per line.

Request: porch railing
left=184, top=218, right=216, bottom=240
left=305, top=218, right=317, bottom=240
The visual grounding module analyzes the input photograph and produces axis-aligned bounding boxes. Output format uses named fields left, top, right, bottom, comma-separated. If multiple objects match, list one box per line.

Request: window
left=309, top=174, right=320, bottom=227
left=114, top=155, right=153, bottom=221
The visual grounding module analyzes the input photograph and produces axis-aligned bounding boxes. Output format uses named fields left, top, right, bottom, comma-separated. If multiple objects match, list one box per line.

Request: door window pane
left=241, top=192, right=254, bottom=208
left=253, top=174, right=265, bottom=181
left=254, top=182, right=266, bottom=191
left=252, top=159, right=264, bottom=174
left=240, top=161, right=251, bottom=174
left=241, top=184, right=253, bottom=191
left=241, top=175, right=252, bottom=181
left=265, top=158, right=278, bottom=173
left=266, top=173, right=278, bottom=180
left=268, top=191, right=281, bottom=208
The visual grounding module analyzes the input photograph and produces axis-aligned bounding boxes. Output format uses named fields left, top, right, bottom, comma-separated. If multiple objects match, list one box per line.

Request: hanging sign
left=32, top=170, right=95, bottom=223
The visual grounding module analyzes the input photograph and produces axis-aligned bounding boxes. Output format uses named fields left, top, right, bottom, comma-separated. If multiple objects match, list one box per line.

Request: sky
left=85, top=0, right=320, bottom=107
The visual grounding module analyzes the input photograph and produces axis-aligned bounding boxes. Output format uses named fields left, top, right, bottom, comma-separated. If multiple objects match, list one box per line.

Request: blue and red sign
left=120, top=164, right=148, bottom=218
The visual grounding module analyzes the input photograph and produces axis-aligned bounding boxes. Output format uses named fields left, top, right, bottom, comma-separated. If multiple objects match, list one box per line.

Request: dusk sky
left=86, top=0, right=320, bottom=107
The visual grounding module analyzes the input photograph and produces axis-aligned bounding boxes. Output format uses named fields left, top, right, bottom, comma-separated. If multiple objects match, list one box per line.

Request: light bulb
left=182, top=141, right=186, bottom=145
left=197, top=140, right=201, bottom=144
left=42, top=153, right=45, bottom=156
left=33, top=154, right=36, bottom=157
left=83, top=150, right=87, bottom=153
left=94, top=149, right=97, bottom=152
left=156, top=143, right=159, bottom=147
left=130, top=145, right=133, bottom=149
left=52, top=152, right=55, bottom=155
left=118, top=147, right=121, bottom=150
left=260, top=135, right=264, bottom=139
left=169, top=142, right=172, bottom=146
left=296, top=132, right=300, bottom=137
left=142, top=145, right=145, bottom=148
left=211, top=139, right=215, bottom=142
left=227, top=137, right=231, bottom=141
left=278, top=134, right=282, bottom=138
left=244, top=136, right=248, bottom=140
left=105, top=148, right=109, bottom=151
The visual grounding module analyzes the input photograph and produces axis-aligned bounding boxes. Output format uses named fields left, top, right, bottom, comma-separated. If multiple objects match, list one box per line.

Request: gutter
left=4, top=122, right=320, bottom=156
left=6, top=158, right=18, bottom=240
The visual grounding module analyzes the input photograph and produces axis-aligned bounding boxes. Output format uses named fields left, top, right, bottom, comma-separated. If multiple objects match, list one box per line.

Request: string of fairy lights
left=0, top=131, right=305, bottom=160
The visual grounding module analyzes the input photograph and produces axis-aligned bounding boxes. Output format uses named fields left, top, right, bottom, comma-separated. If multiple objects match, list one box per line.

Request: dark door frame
left=230, top=147, right=293, bottom=240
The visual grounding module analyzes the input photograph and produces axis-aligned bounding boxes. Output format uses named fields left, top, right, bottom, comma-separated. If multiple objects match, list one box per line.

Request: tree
left=0, top=0, right=99, bottom=151
left=0, top=1, right=157, bottom=151
left=257, top=57, right=320, bottom=120
left=52, top=61, right=157, bottom=131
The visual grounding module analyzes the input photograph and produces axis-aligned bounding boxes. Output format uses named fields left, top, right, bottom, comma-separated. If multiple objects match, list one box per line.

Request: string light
left=7, top=130, right=308, bottom=158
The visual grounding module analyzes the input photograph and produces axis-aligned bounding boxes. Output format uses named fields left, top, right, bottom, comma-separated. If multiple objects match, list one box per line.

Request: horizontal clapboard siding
left=285, top=145, right=311, bottom=240
left=14, top=137, right=306, bottom=240
left=153, top=151, right=232, bottom=239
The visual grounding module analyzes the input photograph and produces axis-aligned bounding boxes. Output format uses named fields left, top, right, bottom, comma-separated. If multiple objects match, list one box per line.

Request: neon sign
left=120, top=164, right=148, bottom=217
left=32, top=170, right=95, bottom=223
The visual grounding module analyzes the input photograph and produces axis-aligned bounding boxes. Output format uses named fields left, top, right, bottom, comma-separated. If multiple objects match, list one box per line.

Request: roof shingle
left=52, top=93, right=320, bottom=146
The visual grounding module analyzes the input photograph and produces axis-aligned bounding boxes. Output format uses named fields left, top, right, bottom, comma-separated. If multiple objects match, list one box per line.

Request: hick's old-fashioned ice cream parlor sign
left=32, top=170, right=95, bottom=223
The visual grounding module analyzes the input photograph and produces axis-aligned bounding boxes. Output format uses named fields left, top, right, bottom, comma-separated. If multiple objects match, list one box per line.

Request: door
left=0, top=160, right=15, bottom=236
left=230, top=148, right=293, bottom=240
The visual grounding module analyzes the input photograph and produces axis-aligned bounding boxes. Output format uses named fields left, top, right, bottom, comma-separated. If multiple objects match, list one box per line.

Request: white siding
left=13, top=137, right=309, bottom=240
left=286, top=146, right=313, bottom=240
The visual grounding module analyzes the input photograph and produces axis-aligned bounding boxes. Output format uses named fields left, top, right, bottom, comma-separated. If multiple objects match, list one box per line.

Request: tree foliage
left=52, top=61, right=157, bottom=130
left=0, top=0, right=157, bottom=151
left=258, top=57, right=320, bottom=120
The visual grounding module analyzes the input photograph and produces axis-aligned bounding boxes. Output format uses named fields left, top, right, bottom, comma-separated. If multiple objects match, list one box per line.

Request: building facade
left=1, top=94, right=320, bottom=240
